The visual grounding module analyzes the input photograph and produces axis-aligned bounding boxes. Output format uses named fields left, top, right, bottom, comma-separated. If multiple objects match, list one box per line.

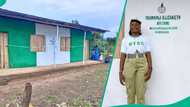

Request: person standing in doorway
left=119, top=19, right=152, bottom=104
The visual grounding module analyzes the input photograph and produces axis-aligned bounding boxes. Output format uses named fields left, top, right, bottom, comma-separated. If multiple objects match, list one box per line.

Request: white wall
left=35, top=24, right=70, bottom=66
left=103, top=0, right=190, bottom=106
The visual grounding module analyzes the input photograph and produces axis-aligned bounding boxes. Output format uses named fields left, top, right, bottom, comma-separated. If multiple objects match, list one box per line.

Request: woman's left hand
left=145, top=66, right=152, bottom=81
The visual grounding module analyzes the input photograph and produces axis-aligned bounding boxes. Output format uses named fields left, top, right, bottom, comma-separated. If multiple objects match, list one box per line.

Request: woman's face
left=130, top=21, right=141, bottom=35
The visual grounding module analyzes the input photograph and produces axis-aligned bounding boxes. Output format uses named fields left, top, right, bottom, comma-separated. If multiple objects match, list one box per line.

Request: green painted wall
left=70, top=30, right=95, bottom=62
left=0, top=17, right=36, bottom=68
left=70, top=29, right=84, bottom=62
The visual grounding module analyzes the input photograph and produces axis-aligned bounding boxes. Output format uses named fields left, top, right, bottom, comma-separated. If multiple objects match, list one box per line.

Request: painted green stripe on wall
left=0, top=17, right=36, bottom=68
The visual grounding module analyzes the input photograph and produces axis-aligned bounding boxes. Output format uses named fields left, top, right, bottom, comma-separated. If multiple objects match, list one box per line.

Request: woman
left=119, top=19, right=152, bottom=104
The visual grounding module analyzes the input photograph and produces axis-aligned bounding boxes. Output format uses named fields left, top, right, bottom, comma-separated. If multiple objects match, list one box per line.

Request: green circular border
left=0, top=0, right=6, bottom=7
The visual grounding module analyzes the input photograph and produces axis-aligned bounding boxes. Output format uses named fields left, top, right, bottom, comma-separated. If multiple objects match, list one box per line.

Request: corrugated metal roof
left=0, top=8, right=108, bottom=33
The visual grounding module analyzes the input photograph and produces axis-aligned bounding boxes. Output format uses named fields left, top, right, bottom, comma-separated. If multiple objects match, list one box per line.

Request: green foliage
left=92, top=33, right=116, bottom=57
left=46, top=95, right=58, bottom=104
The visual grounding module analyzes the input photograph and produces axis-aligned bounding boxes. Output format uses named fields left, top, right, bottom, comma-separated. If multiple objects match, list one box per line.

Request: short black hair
left=129, top=19, right=142, bottom=35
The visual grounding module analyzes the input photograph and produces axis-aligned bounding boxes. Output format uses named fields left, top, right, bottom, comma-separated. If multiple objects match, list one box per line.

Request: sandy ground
left=0, top=64, right=108, bottom=107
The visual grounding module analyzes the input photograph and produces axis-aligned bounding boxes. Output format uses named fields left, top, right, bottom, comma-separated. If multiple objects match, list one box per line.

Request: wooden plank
left=65, top=37, right=70, bottom=51
left=0, top=33, right=9, bottom=69
left=30, top=35, right=45, bottom=52
left=0, top=33, right=3, bottom=68
left=4, top=33, right=9, bottom=68
left=60, top=37, right=70, bottom=51
left=60, top=36, right=66, bottom=51
left=22, top=83, right=32, bottom=107
left=85, top=40, right=89, bottom=60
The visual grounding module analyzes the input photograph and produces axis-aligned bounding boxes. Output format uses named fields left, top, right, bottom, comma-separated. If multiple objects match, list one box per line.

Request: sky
left=1, top=0, right=126, bottom=38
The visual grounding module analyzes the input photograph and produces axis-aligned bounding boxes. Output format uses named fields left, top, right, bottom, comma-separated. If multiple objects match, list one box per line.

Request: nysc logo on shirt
left=129, top=41, right=144, bottom=46
left=0, top=0, right=6, bottom=7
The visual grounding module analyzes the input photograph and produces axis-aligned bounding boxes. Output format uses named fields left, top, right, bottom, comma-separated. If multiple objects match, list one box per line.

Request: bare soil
left=0, top=64, right=108, bottom=107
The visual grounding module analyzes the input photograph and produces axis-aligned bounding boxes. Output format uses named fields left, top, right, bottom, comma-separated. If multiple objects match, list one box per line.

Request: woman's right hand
left=119, top=71, right=126, bottom=86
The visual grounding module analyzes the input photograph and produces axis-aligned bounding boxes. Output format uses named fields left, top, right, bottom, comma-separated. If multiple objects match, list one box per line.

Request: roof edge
left=0, top=8, right=108, bottom=33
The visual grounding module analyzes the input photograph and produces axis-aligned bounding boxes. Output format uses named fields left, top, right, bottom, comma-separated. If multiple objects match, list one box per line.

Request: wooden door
left=0, top=33, right=9, bottom=69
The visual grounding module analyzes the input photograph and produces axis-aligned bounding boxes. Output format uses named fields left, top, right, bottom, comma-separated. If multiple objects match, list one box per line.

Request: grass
left=46, top=95, right=58, bottom=104
left=67, top=97, right=93, bottom=107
